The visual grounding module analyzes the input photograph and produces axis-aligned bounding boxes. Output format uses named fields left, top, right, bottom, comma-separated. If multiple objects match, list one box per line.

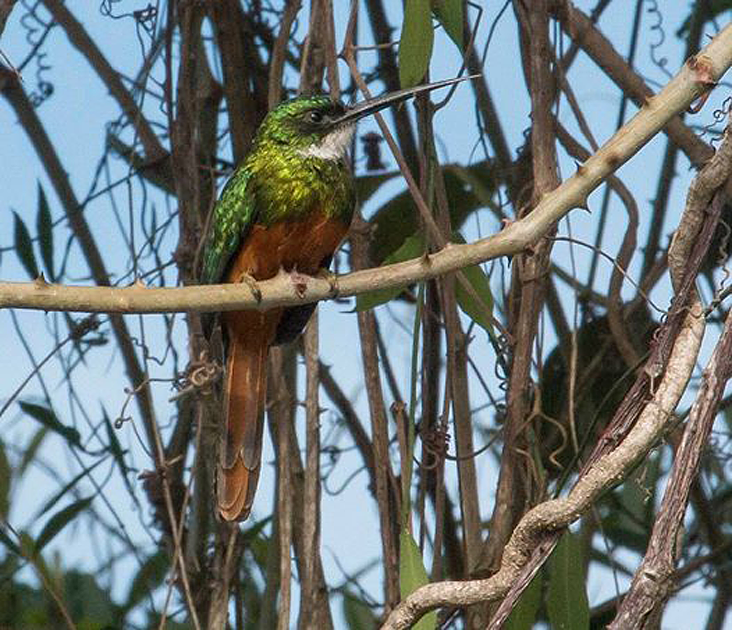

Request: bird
left=201, top=76, right=473, bottom=521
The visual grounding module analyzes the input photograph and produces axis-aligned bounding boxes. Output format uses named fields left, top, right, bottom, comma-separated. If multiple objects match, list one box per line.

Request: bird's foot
left=314, top=268, right=339, bottom=298
left=286, top=269, right=310, bottom=299
left=236, top=272, right=262, bottom=302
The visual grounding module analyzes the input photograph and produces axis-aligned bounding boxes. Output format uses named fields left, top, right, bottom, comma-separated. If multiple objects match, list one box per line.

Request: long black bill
left=333, top=75, right=479, bottom=126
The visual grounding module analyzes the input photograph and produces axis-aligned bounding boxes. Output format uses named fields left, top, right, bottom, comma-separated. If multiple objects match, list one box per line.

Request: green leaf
left=357, top=233, right=425, bottom=311
left=123, top=550, right=170, bottom=612
left=35, top=459, right=104, bottom=520
left=445, top=161, right=499, bottom=210
left=0, top=440, right=11, bottom=518
left=18, top=401, right=82, bottom=449
left=342, top=590, right=379, bottom=630
left=547, top=531, right=590, bottom=630
left=455, top=265, right=494, bottom=335
left=452, top=233, right=495, bottom=337
left=400, top=529, right=436, bottom=629
left=35, top=497, right=92, bottom=553
left=399, top=0, right=434, bottom=87
left=36, top=183, right=55, bottom=281
left=368, top=160, right=497, bottom=265
left=0, top=524, right=20, bottom=554
left=598, top=450, right=659, bottom=555
left=63, top=569, right=120, bottom=626
left=504, top=570, right=542, bottom=630
left=104, top=413, right=132, bottom=491
left=432, top=0, right=463, bottom=48
left=18, top=427, right=48, bottom=477
left=13, top=211, right=39, bottom=279
left=448, top=232, right=495, bottom=339
left=355, top=170, right=401, bottom=206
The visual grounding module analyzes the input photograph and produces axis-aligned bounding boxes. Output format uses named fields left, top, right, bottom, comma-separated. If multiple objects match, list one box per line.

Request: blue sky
left=1, top=2, right=730, bottom=628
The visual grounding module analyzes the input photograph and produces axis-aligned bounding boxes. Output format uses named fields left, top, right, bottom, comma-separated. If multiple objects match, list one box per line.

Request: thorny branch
left=3, top=23, right=731, bottom=316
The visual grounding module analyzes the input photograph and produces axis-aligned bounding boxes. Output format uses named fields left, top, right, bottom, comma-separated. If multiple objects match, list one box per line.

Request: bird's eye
left=308, top=110, right=325, bottom=124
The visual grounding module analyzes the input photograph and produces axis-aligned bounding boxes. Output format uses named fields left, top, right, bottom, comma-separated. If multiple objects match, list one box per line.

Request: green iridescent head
left=255, top=96, right=355, bottom=161
left=253, top=75, right=477, bottom=162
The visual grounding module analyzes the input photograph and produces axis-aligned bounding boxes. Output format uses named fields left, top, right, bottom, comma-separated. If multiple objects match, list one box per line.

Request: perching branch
left=2, top=23, right=730, bottom=315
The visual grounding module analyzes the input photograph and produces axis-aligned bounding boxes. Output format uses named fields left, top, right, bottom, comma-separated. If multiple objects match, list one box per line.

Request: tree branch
left=3, top=22, right=730, bottom=314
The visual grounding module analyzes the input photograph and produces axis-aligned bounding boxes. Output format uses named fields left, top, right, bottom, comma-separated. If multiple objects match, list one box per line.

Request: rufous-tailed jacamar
left=201, top=76, right=472, bottom=521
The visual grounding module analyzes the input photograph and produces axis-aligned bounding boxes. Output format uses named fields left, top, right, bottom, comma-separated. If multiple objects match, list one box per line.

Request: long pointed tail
left=218, top=310, right=279, bottom=521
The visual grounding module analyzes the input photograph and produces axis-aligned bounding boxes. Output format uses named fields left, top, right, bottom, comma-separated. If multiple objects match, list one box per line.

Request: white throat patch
left=298, top=124, right=355, bottom=161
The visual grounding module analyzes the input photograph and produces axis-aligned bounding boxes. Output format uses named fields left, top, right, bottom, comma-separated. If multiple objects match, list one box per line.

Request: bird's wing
left=201, top=167, right=258, bottom=284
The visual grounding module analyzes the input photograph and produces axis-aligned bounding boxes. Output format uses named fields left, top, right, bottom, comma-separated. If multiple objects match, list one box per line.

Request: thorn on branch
left=687, top=54, right=718, bottom=114
left=577, top=196, right=591, bottom=212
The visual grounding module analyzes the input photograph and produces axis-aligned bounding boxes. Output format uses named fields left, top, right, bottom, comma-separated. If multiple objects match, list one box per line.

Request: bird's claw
left=315, top=268, right=339, bottom=298
left=287, top=269, right=310, bottom=299
left=236, top=272, right=262, bottom=302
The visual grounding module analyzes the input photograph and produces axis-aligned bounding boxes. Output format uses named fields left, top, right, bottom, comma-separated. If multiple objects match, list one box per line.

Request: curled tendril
left=421, top=426, right=450, bottom=469
left=173, top=350, right=221, bottom=398
left=646, top=0, right=672, bottom=79
left=20, top=1, right=55, bottom=107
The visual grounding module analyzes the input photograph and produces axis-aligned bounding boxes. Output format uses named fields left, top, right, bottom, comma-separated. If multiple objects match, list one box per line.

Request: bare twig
left=301, top=313, right=323, bottom=623
left=381, top=27, right=732, bottom=628
left=42, top=0, right=166, bottom=162
left=0, top=0, right=17, bottom=38
left=0, top=63, right=159, bottom=463
left=268, top=347, right=294, bottom=630
left=351, top=215, right=400, bottom=610
left=382, top=300, right=704, bottom=629
left=479, top=5, right=560, bottom=616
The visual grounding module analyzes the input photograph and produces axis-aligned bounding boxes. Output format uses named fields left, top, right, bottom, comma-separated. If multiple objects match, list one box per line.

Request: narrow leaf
left=547, top=531, right=590, bottom=630
left=105, top=413, right=132, bottom=490
left=454, top=262, right=495, bottom=337
left=13, top=211, right=39, bottom=279
left=0, top=525, right=20, bottom=554
left=368, top=159, right=496, bottom=265
left=35, top=459, right=104, bottom=520
left=504, top=570, right=542, bottom=630
left=399, top=0, right=434, bottom=87
left=0, top=440, right=11, bottom=518
left=123, top=550, right=170, bottom=612
left=35, top=497, right=92, bottom=553
left=18, top=401, right=81, bottom=449
left=432, top=0, right=463, bottom=48
left=18, top=427, right=48, bottom=476
left=36, top=183, right=55, bottom=281
left=342, top=590, right=378, bottom=630
left=450, top=232, right=496, bottom=337
left=356, top=233, right=424, bottom=311
left=400, top=529, right=437, bottom=629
